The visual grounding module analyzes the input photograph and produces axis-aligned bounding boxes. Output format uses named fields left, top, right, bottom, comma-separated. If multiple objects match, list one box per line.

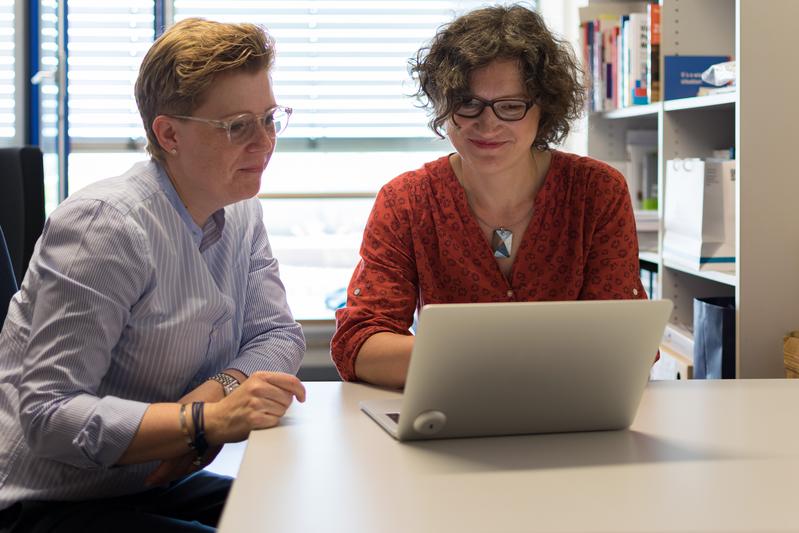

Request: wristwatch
left=208, top=372, right=241, bottom=396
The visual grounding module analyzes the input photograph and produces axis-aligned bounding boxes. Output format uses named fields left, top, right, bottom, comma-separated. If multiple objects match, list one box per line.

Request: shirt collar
left=154, top=161, right=226, bottom=251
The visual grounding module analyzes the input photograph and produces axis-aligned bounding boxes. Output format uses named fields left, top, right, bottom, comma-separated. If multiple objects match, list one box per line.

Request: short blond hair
left=135, top=18, right=275, bottom=162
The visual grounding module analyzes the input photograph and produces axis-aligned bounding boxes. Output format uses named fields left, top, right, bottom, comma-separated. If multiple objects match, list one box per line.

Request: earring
left=170, top=148, right=177, bottom=155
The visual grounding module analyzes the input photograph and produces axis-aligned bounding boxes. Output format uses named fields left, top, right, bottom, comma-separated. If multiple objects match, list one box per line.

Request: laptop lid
left=360, top=299, right=672, bottom=441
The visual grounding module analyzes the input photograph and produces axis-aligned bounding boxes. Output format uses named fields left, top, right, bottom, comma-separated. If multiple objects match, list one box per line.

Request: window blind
left=39, top=0, right=59, bottom=143
left=174, top=1, right=535, bottom=139
left=66, top=1, right=154, bottom=142
left=0, top=0, right=14, bottom=140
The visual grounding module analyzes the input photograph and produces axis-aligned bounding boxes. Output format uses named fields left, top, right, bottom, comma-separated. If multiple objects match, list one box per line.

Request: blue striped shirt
left=0, top=160, right=305, bottom=508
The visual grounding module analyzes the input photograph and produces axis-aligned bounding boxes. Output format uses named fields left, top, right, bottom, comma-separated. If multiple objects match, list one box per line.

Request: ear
left=152, top=115, right=180, bottom=153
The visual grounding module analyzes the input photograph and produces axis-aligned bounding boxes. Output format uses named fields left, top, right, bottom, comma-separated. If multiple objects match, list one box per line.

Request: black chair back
left=0, top=225, right=18, bottom=326
left=0, top=147, right=46, bottom=285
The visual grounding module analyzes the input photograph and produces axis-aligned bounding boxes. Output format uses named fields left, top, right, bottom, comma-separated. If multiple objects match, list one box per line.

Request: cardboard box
left=784, top=331, right=799, bottom=378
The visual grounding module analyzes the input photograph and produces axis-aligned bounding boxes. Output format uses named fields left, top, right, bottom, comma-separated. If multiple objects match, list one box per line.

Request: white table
left=219, top=380, right=799, bottom=533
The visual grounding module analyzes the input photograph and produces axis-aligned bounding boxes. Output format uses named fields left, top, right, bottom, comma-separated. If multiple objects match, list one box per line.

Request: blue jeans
left=0, top=471, right=232, bottom=532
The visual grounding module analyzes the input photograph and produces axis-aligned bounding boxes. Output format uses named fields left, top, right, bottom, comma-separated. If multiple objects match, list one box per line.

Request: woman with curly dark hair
left=332, top=4, right=647, bottom=388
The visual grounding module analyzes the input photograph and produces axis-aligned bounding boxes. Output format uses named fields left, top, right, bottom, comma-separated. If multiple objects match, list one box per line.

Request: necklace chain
left=455, top=149, right=540, bottom=259
left=467, top=199, right=534, bottom=259
left=470, top=202, right=534, bottom=231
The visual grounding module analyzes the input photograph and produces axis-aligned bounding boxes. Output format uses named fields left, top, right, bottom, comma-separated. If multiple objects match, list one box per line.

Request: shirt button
left=633, top=288, right=639, bottom=296
left=506, top=290, right=514, bottom=298
left=353, top=288, right=361, bottom=296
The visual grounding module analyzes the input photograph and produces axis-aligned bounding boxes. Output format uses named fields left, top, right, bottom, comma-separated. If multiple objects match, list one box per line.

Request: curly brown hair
left=135, top=18, right=275, bottom=162
left=410, top=4, right=585, bottom=150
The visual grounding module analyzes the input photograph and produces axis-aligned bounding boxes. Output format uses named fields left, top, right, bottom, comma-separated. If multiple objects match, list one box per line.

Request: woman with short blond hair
left=0, top=18, right=305, bottom=532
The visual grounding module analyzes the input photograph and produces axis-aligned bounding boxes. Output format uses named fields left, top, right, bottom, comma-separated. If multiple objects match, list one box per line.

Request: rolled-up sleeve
left=578, top=167, right=648, bottom=301
left=331, top=186, right=418, bottom=381
left=229, top=201, right=305, bottom=376
left=18, top=199, right=153, bottom=468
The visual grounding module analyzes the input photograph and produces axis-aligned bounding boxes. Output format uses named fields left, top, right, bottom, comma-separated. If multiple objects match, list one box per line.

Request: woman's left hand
left=142, top=377, right=230, bottom=486
left=144, top=444, right=222, bottom=486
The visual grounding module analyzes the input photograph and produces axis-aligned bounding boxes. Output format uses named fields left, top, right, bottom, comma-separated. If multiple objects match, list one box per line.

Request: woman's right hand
left=203, top=371, right=306, bottom=445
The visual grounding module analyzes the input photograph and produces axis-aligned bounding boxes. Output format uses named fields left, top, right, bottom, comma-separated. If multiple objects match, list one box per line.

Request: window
left=171, top=1, right=535, bottom=320
left=51, top=1, right=536, bottom=321
left=173, top=1, right=483, bottom=140
left=0, top=0, right=15, bottom=144
left=65, top=1, right=154, bottom=193
left=67, top=2, right=153, bottom=142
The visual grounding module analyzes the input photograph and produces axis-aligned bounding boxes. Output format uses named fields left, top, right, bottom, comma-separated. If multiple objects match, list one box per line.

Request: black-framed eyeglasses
left=454, top=96, right=535, bottom=121
left=169, top=106, right=293, bottom=145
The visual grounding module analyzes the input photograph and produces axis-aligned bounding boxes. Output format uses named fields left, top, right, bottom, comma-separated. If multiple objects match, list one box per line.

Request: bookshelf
left=583, top=0, right=799, bottom=378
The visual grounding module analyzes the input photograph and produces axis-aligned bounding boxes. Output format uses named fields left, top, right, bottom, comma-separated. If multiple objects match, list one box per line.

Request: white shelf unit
left=639, top=251, right=660, bottom=264
left=584, top=0, right=799, bottom=377
left=603, top=102, right=660, bottom=119
left=662, top=91, right=735, bottom=111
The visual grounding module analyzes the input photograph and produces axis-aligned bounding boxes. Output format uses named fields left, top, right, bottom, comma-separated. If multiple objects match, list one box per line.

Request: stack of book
left=651, top=322, right=694, bottom=380
left=579, top=1, right=660, bottom=112
left=634, top=210, right=658, bottom=252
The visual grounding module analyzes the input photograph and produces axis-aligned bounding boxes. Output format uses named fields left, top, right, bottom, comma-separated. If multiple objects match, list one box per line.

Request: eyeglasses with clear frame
left=169, top=106, right=293, bottom=144
left=454, top=96, right=535, bottom=121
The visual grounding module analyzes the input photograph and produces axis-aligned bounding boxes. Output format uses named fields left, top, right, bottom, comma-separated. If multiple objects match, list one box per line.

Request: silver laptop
left=360, top=299, right=673, bottom=441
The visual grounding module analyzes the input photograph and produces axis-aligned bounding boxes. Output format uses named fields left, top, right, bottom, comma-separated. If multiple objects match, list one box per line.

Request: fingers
left=145, top=445, right=223, bottom=486
left=249, top=412, right=281, bottom=431
left=206, top=372, right=305, bottom=444
left=145, top=454, right=195, bottom=486
left=241, top=396, right=293, bottom=419
left=255, top=371, right=307, bottom=403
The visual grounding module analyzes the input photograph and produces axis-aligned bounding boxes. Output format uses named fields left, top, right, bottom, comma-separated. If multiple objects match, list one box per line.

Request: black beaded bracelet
left=191, top=401, right=209, bottom=465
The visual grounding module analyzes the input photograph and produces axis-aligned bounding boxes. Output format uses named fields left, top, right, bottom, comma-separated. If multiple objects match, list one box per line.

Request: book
left=578, top=2, right=649, bottom=22
left=634, top=210, right=659, bottom=232
left=628, top=12, right=649, bottom=105
left=626, top=129, right=658, bottom=210
left=621, top=15, right=629, bottom=107
left=696, top=85, right=736, bottom=97
left=664, top=55, right=731, bottom=100
left=663, top=323, right=695, bottom=357
left=647, top=3, right=661, bottom=102
left=579, top=3, right=649, bottom=112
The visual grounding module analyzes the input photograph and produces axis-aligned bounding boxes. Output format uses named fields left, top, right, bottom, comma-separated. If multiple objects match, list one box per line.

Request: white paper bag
left=663, top=158, right=736, bottom=271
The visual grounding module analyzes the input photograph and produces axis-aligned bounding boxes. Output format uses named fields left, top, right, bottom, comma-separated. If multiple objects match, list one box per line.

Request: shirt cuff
left=227, top=342, right=305, bottom=378
left=70, top=394, right=150, bottom=468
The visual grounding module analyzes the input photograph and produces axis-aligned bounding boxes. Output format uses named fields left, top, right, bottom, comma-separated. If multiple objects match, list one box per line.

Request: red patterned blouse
left=332, top=151, right=647, bottom=381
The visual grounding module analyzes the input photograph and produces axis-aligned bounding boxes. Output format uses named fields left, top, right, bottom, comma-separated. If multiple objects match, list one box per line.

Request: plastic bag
left=701, top=61, right=736, bottom=86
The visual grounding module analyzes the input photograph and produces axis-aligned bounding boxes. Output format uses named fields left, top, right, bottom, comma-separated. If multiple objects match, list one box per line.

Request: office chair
left=0, top=226, right=18, bottom=326
left=0, top=147, right=46, bottom=286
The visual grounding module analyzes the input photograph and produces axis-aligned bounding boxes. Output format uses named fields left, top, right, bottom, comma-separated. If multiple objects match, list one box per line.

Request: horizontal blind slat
left=57, top=0, right=532, bottom=143
left=173, top=0, right=519, bottom=140
left=66, top=0, right=153, bottom=140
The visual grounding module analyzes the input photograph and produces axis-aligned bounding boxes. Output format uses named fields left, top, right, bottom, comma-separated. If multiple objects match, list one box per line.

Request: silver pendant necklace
left=471, top=205, right=535, bottom=259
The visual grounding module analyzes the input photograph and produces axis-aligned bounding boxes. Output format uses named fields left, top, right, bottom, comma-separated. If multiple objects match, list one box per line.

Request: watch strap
left=208, top=372, right=240, bottom=396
